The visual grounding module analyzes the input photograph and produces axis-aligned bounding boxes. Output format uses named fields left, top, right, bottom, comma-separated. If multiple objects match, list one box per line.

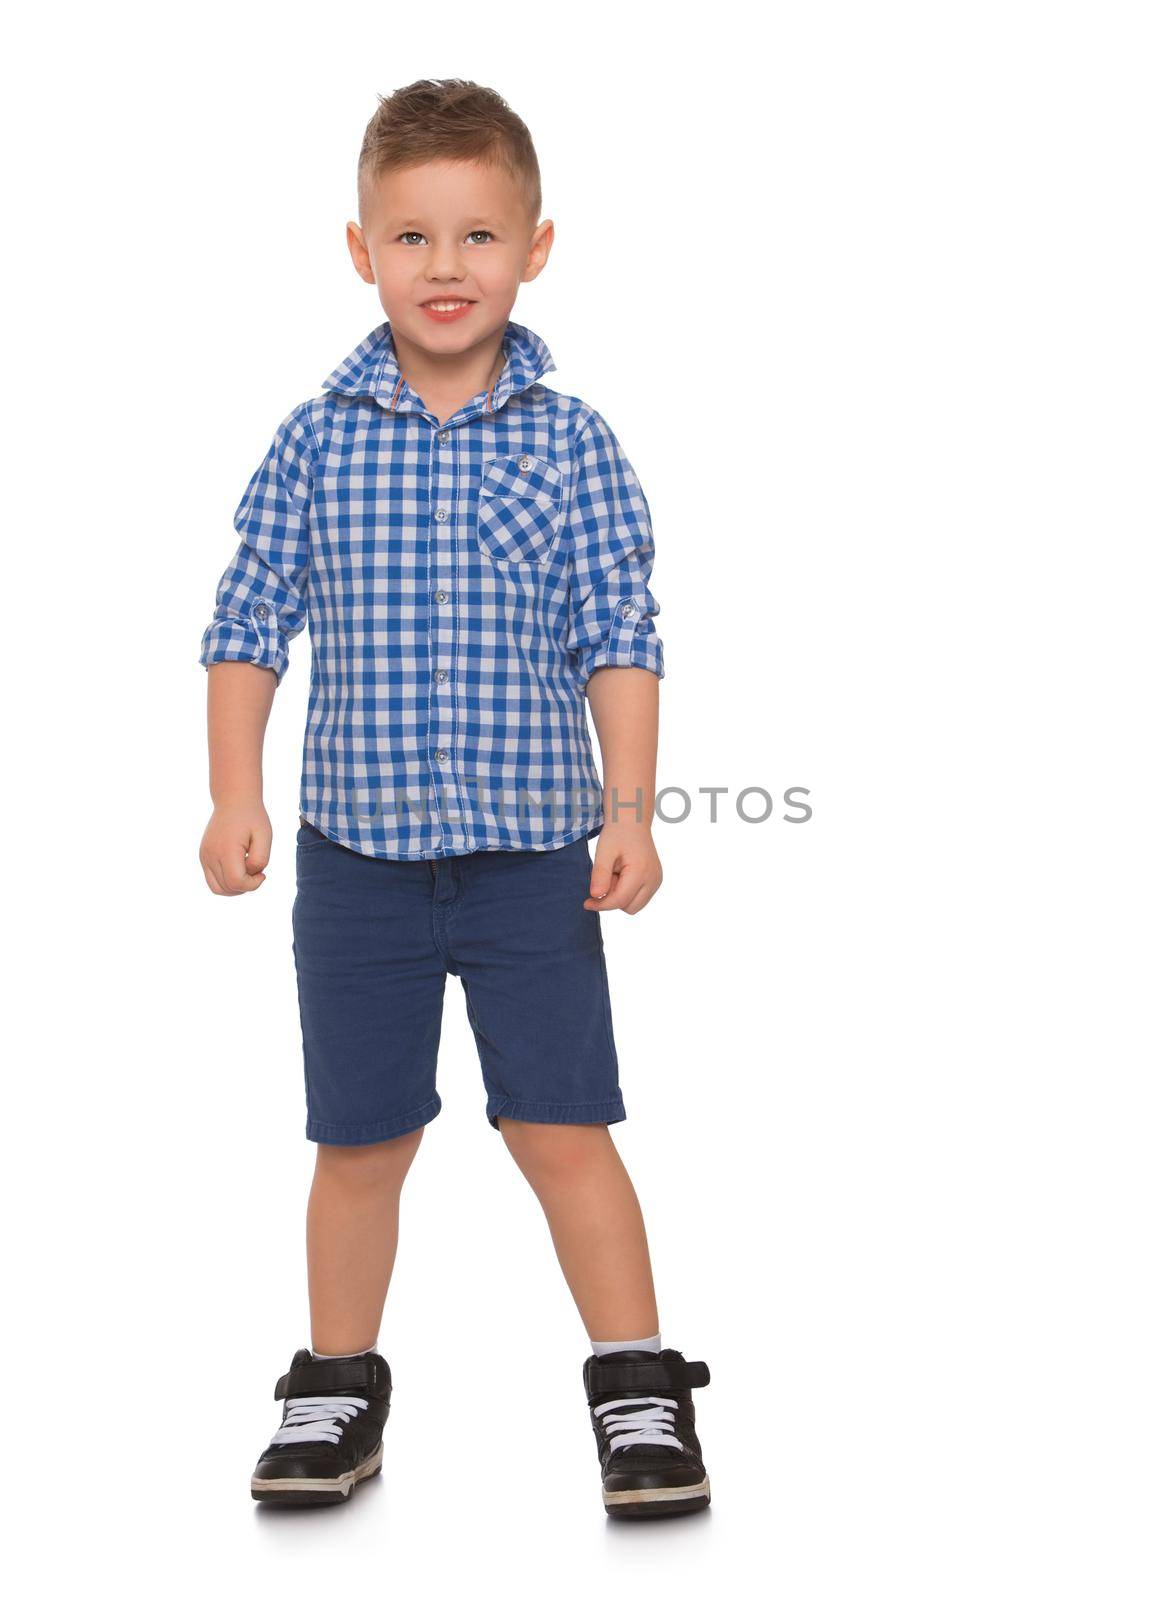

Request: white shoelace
left=593, top=1395, right=685, bottom=1452
left=270, top=1395, right=369, bottom=1448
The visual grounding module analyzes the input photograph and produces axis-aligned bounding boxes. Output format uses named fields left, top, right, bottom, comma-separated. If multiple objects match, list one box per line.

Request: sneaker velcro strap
left=274, top=1355, right=379, bottom=1401
left=587, top=1356, right=711, bottom=1396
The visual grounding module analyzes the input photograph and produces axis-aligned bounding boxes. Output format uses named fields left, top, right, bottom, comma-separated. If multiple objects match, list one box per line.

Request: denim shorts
left=291, top=819, right=625, bottom=1144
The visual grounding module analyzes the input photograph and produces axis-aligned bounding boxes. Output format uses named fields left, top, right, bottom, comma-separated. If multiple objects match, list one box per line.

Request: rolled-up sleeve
left=198, top=403, right=314, bottom=684
left=564, top=409, right=664, bottom=685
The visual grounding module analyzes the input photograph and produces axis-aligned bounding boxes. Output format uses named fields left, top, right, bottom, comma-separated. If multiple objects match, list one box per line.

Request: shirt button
left=434, top=748, right=449, bottom=762
left=620, top=602, right=637, bottom=618
left=253, top=603, right=269, bottom=621
left=434, top=669, right=449, bottom=684
left=434, top=590, right=449, bottom=604
left=434, top=506, right=449, bottom=522
left=518, top=455, right=532, bottom=472
left=437, top=431, right=450, bottom=444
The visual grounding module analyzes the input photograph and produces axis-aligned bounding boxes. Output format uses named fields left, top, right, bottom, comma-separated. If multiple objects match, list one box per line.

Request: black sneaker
left=582, top=1347, right=712, bottom=1518
left=250, top=1348, right=392, bottom=1506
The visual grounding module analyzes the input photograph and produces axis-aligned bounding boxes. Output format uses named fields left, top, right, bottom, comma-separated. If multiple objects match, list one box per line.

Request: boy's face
left=347, top=159, right=552, bottom=358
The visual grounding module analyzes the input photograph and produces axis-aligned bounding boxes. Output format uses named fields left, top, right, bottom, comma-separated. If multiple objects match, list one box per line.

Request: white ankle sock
left=590, top=1333, right=662, bottom=1356
left=310, top=1343, right=378, bottom=1359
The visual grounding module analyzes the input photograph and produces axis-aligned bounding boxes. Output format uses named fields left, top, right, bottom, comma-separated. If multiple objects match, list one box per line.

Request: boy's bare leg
left=306, top=1129, right=425, bottom=1354
left=498, top=1119, right=659, bottom=1339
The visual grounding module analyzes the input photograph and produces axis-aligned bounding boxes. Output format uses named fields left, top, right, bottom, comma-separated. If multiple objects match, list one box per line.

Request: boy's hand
left=200, top=804, right=272, bottom=895
left=583, top=824, right=663, bottom=916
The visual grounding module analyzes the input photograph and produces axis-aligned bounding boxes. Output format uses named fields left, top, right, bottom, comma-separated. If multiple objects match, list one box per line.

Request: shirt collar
left=321, top=317, right=556, bottom=420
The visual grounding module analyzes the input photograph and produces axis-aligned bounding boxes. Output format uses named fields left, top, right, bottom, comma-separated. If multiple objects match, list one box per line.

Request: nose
left=426, top=239, right=466, bottom=282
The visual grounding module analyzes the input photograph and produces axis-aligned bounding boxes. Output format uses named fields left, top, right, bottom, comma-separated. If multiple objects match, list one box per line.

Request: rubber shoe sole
left=603, top=1473, right=711, bottom=1519
left=251, top=1442, right=384, bottom=1506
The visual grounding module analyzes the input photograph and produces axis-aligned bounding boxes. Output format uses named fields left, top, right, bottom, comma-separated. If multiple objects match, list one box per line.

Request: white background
left=5, top=3, right=1153, bottom=1595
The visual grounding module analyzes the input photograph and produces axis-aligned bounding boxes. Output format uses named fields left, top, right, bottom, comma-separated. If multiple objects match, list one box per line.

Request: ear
left=346, top=221, right=376, bottom=285
left=523, top=217, right=554, bottom=285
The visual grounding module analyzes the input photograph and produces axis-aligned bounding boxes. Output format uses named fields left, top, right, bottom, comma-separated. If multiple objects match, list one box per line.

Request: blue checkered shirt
left=198, top=319, right=663, bottom=859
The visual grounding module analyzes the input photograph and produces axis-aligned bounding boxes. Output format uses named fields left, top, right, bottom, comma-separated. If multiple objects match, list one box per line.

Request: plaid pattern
left=199, top=319, right=663, bottom=859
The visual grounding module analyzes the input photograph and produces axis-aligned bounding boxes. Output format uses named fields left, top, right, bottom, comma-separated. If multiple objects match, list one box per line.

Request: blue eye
left=399, top=230, right=491, bottom=246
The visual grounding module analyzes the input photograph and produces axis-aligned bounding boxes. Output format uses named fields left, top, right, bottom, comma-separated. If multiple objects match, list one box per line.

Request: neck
left=391, top=325, right=507, bottom=426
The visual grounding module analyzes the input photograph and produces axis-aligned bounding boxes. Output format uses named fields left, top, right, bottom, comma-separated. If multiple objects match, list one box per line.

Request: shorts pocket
left=476, top=452, right=563, bottom=562
left=296, top=819, right=332, bottom=850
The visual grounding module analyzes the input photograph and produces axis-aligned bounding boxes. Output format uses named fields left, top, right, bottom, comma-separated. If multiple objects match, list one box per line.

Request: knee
left=315, top=1127, right=424, bottom=1191
left=498, top=1119, right=609, bottom=1186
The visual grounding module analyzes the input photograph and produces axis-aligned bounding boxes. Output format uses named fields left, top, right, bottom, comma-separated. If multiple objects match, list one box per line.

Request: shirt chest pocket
left=476, top=453, right=564, bottom=563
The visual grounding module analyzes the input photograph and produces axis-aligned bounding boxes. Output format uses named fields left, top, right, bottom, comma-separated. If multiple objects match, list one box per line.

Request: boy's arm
left=200, top=662, right=277, bottom=895
left=563, top=408, right=665, bottom=914
left=198, top=404, right=314, bottom=895
left=584, top=664, right=662, bottom=915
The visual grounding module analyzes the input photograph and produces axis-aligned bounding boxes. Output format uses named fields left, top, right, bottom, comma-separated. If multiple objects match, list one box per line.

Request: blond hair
left=357, top=78, right=541, bottom=226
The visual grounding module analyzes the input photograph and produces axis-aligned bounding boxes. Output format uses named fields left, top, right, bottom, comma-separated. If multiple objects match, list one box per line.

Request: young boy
left=198, top=78, right=712, bottom=1520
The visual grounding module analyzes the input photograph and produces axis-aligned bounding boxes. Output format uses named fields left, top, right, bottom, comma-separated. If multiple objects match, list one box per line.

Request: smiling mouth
left=422, top=299, right=474, bottom=311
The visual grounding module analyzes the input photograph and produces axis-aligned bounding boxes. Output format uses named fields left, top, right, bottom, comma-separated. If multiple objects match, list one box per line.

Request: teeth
left=427, top=301, right=468, bottom=311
